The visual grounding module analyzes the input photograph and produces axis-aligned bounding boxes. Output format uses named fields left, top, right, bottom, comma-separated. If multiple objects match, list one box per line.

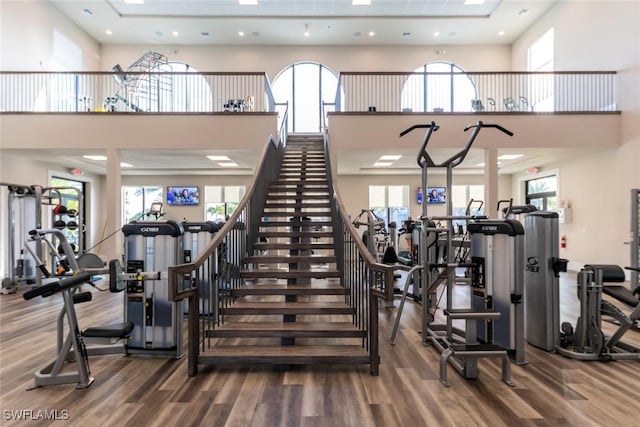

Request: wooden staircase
left=203, top=134, right=372, bottom=370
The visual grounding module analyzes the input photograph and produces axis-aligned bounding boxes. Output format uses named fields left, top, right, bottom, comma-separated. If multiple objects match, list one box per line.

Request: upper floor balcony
left=0, top=69, right=622, bottom=177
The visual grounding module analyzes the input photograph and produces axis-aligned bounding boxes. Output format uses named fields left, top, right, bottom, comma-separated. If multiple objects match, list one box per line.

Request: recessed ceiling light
left=304, top=23, right=310, bottom=37
left=105, top=29, right=112, bottom=36
left=433, top=31, right=440, bottom=37
left=353, top=0, right=371, bottom=5
left=378, top=155, right=402, bottom=161
left=238, top=31, right=245, bottom=37
left=83, top=155, right=108, bottom=161
left=218, top=162, right=239, bottom=167
left=123, top=0, right=144, bottom=4
left=498, top=30, right=505, bottom=36
left=207, top=155, right=231, bottom=161
left=172, top=31, right=179, bottom=37
left=239, top=0, right=258, bottom=4
left=120, top=162, right=133, bottom=168
left=373, top=162, right=394, bottom=167
left=368, top=31, right=375, bottom=37
left=498, top=154, right=524, bottom=160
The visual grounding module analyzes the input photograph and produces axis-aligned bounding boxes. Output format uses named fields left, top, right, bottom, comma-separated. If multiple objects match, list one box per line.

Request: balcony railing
left=0, top=70, right=618, bottom=115
left=0, top=71, right=275, bottom=113
left=336, top=71, right=618, bottom=113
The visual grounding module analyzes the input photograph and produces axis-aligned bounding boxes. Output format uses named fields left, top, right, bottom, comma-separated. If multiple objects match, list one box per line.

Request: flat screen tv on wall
left=427, top=187, right=446, bottom=204
left=167, top=186, right=200, bottom=206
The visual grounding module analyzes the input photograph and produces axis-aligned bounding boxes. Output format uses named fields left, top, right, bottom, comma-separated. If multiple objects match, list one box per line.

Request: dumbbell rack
left=33, top=185, right=84, bottom=287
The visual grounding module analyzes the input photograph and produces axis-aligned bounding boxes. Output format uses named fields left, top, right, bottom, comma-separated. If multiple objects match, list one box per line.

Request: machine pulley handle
left=463, top=121, right=514, bottom=137
left=23, top=272, right=91, bottom=300
left=399, top=121, right=439, bottom=168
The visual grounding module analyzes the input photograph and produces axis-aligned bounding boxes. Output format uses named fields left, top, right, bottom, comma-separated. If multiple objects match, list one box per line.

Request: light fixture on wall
left=304, top=23, right=310, bottom=37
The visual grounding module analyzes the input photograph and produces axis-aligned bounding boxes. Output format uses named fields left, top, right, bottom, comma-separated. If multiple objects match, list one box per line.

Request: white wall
left=510, top=0, right=640, bottom=271
left=99, top=44, right=511, bottom=81
left=512, top=1, right=640, bottom=71
left=0, top=0, right=100, bottom=70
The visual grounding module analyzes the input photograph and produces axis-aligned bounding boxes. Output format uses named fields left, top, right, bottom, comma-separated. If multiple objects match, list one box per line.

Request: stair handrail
left=322, top=104, right=388, bottom=375
left=168, top=107, right=287, bottom=377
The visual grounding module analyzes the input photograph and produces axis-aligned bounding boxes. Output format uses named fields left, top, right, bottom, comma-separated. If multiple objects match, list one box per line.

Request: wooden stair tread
left=271, top=180, right=328, bottom=184
left=269, top=183, right=329, bottom=188
left=207, top=322, right=365, bottom=338
left=232, top=284, right=346, bottom=295
left=245, top=255, right=336, bottom=263
left=278, top=169, right=324, bottom=172
left=260, top=212, right=332, bottom=217
left=253, top=242, right=335, bottom=250
left=259, top=221, right=332, bottom=227
left=281, top=162, right=326, bottom=166
left=223, top=301, right=350, bottom=307
left=213, top=322, right=358, bottom=330
left=266, top=195, right=329, bottom=200
left=241, top=269, right=340, bottom=279
left=199, top=345, right=369, bottom=364
left=264, top=203, right=332, bottom=208
left=221, top=303, right=354, bottom=315
left=257, top=231, right=333, bottom=238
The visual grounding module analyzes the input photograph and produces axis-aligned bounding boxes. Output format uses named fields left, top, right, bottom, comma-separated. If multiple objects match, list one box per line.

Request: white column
left=484, top=147, right=498, bottom=218
left=104, top=148, right=122, bottom=260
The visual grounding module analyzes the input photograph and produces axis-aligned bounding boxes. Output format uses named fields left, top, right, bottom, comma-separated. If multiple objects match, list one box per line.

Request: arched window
left=401, top=62, right=477, bottom=113
left=271, top=62, right=340, bottom=133
left=134, top=62, right=213, bottom=112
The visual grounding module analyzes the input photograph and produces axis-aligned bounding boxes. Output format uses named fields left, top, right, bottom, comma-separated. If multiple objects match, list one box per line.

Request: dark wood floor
left=1, top=273, right=639, bottom=427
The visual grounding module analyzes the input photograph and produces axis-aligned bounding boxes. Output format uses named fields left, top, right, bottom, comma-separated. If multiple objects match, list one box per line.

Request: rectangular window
left=368, top=185, right=409, bottom=228
left=526, top=175, right=558, bottom=211
left=122, top=186, right=163, bottom=224
left=451, top=185, right=485, bottom=232
left=527, top=28, right=555, bottom=112
left=205, top=185, right=246, bottom=222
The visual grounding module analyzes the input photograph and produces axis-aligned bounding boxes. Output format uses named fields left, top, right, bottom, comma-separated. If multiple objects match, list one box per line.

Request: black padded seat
left=83, top=321, right=134, bottom=339
left=602, top=286, right=639, bottom=308
left=584, top=264, right=626, bottom=283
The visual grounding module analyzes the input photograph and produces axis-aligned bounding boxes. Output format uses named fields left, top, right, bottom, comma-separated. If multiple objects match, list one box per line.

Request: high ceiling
left=50, top=0, right=557, bottom=46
